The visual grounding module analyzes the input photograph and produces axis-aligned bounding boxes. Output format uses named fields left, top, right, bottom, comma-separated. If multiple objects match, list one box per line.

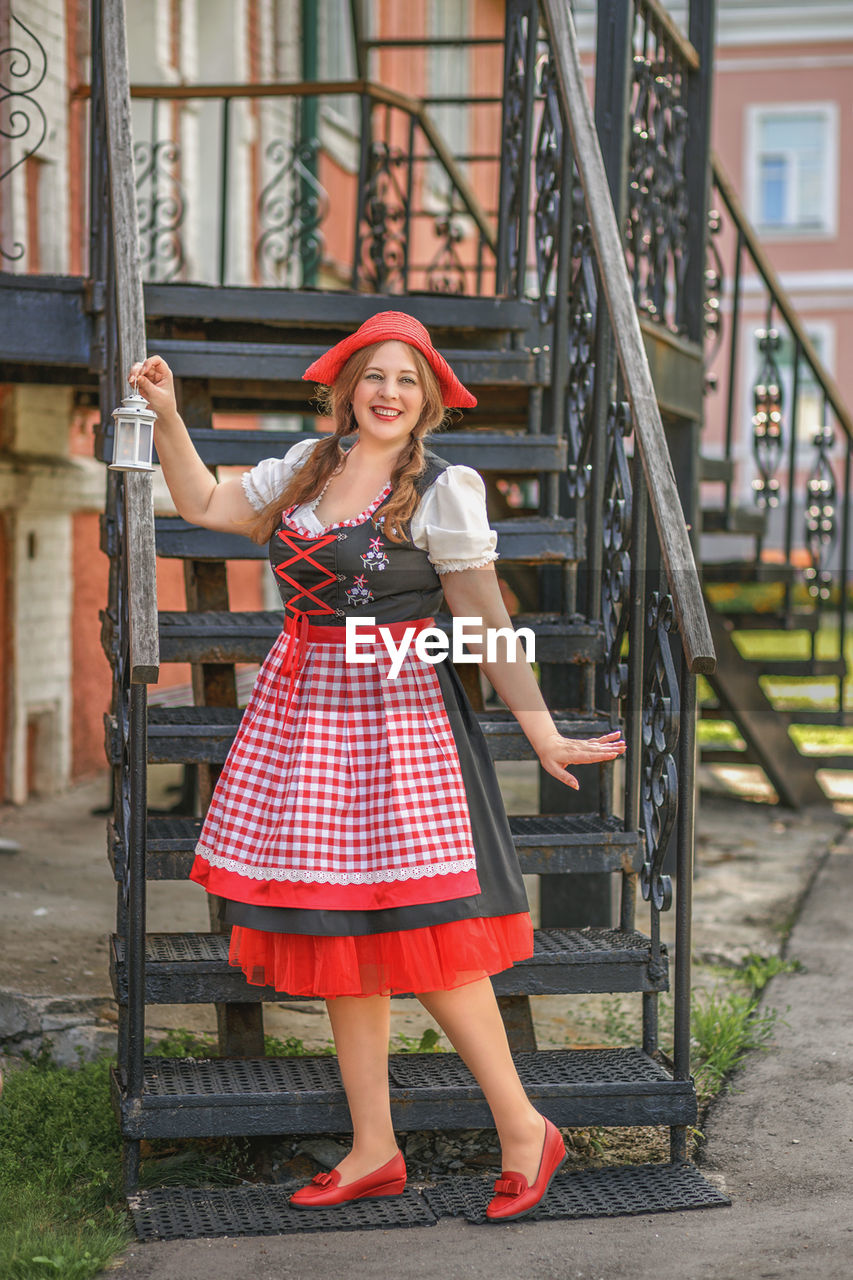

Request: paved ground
left=1, top=771, right=851, bottom=1276
left=112, top=825, right=853, bottom=1280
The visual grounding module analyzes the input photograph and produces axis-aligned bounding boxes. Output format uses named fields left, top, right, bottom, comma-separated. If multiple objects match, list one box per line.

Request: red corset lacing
left=273, top=526, right=340, bottom=721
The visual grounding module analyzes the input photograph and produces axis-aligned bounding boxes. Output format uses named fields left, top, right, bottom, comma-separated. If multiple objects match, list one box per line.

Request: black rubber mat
left=423, top=1162, right=731, bottom=1224
left=127, top=1163, right=729, bottom=1241
left=128, top=1185, right=436, bottom=1241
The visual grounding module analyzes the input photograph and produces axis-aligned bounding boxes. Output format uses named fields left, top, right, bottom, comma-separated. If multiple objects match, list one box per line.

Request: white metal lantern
left=109, top=388, right=157, bottom=471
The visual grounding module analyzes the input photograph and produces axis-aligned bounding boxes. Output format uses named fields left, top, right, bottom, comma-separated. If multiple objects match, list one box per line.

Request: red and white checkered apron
left=191, top=512, right=482, bottom=913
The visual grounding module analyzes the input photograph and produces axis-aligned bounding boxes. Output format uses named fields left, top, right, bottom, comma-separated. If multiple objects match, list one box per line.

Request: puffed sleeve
left=241, top=437, right=318, bottom=511
left=411, top=465, right=499, bottom=573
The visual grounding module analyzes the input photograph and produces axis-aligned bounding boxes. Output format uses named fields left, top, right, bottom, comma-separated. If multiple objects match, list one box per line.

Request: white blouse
left=241, top=437, right=499, bottom=574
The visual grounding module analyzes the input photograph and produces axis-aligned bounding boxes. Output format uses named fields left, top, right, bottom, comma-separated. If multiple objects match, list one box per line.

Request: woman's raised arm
left=129, top=356, right=257, bottom=534
left=440, top=565, right=625, bottom=789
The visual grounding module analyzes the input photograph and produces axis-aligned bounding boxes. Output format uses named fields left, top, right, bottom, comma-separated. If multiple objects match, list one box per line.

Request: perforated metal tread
left=150, top=514, right=577, bottom=565
left=422, top=1162, right=731, bottom=1225
left=155, top=608, right=604, bottom=665
left=127, top=1163, right=728, bottom=1241
left=111, top=1048, right=695, bottom=1138
left=141, top=810, right=631, bottom=852
left=117, top=706, right=617, bottom=765
left=110, top=926, right=666, bottom=1004
left=156, top=430, right=568, bottom=472
left=111, top=810, right=639, bottom=882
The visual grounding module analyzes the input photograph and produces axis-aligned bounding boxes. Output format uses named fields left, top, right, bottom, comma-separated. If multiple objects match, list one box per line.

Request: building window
left=748, top=105, right=838, bottom=237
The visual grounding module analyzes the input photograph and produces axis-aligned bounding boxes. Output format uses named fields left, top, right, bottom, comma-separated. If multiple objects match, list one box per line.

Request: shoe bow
left=493, top=1175, right=527, bottom=1197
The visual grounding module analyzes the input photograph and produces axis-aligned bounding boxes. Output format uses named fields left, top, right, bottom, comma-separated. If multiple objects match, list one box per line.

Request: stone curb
left=0, top=988, right=117, bottom=1066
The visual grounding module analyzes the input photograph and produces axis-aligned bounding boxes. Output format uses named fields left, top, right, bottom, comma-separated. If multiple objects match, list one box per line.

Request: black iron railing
left=514, top=0, right=715, bottom=1159
left=76, top=79, right=497, bottom=294
left=0, top=14, right=48, bottom=263
left=707, top=156, right=852, bottom=720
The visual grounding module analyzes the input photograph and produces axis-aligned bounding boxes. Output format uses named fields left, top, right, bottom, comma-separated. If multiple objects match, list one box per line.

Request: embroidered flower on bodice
left=361, top=535, right=390, bottom=572
left=345, top=573, right=374, bottom=607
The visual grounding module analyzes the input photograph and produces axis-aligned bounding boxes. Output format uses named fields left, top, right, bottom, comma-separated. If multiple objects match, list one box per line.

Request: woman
left=129, top=311, right=624, bottom=1222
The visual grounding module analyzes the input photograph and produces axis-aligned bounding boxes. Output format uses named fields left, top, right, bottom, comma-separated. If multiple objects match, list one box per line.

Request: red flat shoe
left=289, top=1150, right=407, bottom=1208
left=486, top=1118, right=567, bottom=1222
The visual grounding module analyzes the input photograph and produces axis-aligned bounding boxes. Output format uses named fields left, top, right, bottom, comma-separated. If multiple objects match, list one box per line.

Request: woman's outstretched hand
left=128, top=355, right=178, bottom=422
left=535, top=730, right=626, bottom=790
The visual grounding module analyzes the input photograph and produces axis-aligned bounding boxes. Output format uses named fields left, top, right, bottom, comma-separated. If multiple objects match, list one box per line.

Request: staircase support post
left=181, top=378, right=265, bottom=1058
left=671, top=656, right=697, bottom=1162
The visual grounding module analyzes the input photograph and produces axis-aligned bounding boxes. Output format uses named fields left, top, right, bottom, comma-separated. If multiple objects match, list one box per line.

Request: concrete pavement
left=112, top=828, right=853, bottom=1279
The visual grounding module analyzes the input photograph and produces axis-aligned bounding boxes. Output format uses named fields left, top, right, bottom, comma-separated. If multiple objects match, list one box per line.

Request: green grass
left=690, top=987, right=784, bottom=1103
left=0, top=1048, right=131, bottom=1280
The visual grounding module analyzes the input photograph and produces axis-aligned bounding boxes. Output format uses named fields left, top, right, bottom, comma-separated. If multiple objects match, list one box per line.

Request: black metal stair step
left=743, top=657, right=847, bottom=678
left=110, top=812, right=637, bottom=881
left=701, top=742, right=853, bottom=770
left=150, top=339, right=547, bottom=389
left=697, top=699, right=850, bottom=721
left=143, top=284, right=538, bottom=336
left=138, top=430, right=568, bottom=471
left=709, top=610, right=819, bottom=634
left=111, top=1047, right=694, bottom=1139
left=110, top=925, right=664, bottom=1004
left=140, top=515, right=577, bottom=565
left=698, top=455, right=734, bottom=483
left=702, top=507, right=767, bottom=535
left=154, top=610, right=603, bottom=665
left=127, top=1162, right=729, bottom=1241
left=115, top=706, right=616, bottom=766
left=701, top=561, right=798, bottom=585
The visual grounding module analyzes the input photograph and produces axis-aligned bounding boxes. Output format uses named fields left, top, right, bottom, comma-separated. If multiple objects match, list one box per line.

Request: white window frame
left=745, top=102, right=839, bottom=240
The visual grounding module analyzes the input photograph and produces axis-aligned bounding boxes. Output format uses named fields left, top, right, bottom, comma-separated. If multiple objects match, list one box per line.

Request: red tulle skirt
left=228, top=912, right=534, bottom=998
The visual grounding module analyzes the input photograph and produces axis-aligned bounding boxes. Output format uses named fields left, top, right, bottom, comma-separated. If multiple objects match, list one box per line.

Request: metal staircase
left=86, top=0, right=726, bottom=1233
left=699, top=157, right=852, bottom=805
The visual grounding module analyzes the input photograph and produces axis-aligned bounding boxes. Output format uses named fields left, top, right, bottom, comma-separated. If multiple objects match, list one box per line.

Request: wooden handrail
left=712, top=153, right=853, bottom=445
left=74, top=77, right=497, bottom=258
left=636, top=0, right=701, bottom=72
left=542, top=0, right=715, bottom=674
left=102, top=3, right=159, bottom=684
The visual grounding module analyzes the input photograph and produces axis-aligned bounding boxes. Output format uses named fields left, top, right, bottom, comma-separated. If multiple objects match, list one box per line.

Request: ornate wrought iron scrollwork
left=640, top=592, right=679, bottom=913
left=255, top=137, right=329, bottom=286
left=134, top=139, right=186, bottom=282
left=426, top=214, right=466, bottom=294
left=704, top=207, right=725, bottom=378
left=357, top=140, right=409, bottom=293
left=0, top=15, right=47, bottom=261
left=751, top=326, right=784, bottom=509
left=804, top=425, right=838, bottom=602
left=498, top=6, right=529, bottom=295
left=533, top=52, right=562, bottom=322
left=626, top=13, right=689, bottom=333
left=565, top=167, right=598, bottom=499
left=602, top=401, right=634, bottom=701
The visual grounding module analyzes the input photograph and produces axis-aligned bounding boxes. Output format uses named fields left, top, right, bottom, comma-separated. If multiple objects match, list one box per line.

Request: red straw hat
left=302, top=311, right=477, bottom=408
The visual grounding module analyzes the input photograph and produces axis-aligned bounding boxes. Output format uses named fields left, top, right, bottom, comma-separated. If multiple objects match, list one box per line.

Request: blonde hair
left=247, top=342, right=449, bottom=545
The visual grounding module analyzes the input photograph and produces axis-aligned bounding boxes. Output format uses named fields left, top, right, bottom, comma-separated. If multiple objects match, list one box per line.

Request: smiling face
left=350, top=341, right=427, bottom=448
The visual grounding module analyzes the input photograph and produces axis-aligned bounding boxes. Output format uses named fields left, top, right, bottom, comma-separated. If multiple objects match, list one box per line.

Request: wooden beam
left=102, top=1, right=159, bottom=684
